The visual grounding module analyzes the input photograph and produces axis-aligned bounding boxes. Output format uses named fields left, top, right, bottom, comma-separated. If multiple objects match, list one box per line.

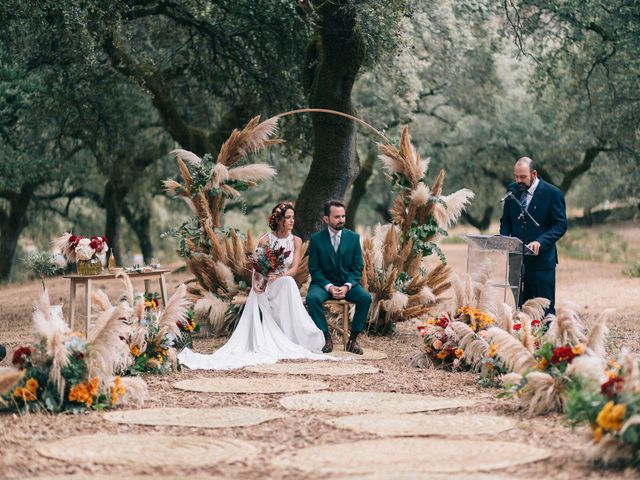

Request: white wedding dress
left=178, top=232, right=329, bottom=370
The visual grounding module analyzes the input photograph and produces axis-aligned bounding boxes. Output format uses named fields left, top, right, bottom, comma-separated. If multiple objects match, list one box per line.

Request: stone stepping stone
left=173, top=376, right=328, bottom=394
left=280, top=391, right=478, bottom=413
left=36, top=434, right=258, bottom=467
left=271, top=438, right=551, bottom=474
left=104, top=406, right=285, bottom=429
left=327, top=413, right=515, bottom=436
left=245, top=362, right=379, bottom=376
left=29, top=477, right=222, bottom=480
left=326, top=348, right=387, bottom=360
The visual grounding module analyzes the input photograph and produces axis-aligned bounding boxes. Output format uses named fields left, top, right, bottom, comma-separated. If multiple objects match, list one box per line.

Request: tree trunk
left=103, top=181, right=129, bottom=266
left=0, top=185, right=34, bottom=282
left=345, top=148, right=375, bottom=230
left=295, top=2, right=365, bottom=239
left=461, top=206, right=494, bottom=232
left=123, top=203, right=154, bottom=263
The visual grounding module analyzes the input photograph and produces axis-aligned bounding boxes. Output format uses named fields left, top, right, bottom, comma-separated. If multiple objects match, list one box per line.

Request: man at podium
left=499, top=157, right=567, bottom=314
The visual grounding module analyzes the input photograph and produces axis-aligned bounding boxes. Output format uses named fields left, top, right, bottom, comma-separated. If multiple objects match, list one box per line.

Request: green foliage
left=21, top=252, right=64, bottom=286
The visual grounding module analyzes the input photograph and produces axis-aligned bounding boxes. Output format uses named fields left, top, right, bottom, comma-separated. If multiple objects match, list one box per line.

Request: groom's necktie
left=332, top=233, right=340, bottom=252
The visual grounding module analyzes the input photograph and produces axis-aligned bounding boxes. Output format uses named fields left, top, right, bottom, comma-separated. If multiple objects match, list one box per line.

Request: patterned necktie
left=332, top=233, right=339, bottom=252
left=520, top=191, right=529, bottom=210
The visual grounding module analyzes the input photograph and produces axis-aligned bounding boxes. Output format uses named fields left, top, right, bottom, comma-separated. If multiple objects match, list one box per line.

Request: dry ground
left=1, top=242, right=639, bottom=480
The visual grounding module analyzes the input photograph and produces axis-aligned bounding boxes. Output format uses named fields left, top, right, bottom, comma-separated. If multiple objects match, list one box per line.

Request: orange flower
left=111, top=376, right=126, bottom=404
left=25, top=378, right=39, bottom=394
left=13, top=386, right=37, bottom=402
left=433, top=339, right=443, bottom=350
left=572, top=344, right=585, bottom=355
left=69, top=380, right=95, bottom=407
left=130, top=345, right=141, bottom=357
left=537, top=358, right=549, bottom=370
left=593, top=427, right=603, bottom=443
left=454, top=348, right=464, bottom=359
left=436, top=350, right=448, bottom=360
left=486, top=344, right=497, bottom=358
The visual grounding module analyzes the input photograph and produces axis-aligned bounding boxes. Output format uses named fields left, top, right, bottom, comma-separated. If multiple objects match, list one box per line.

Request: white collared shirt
left=525, top=177, right=540, bottom=207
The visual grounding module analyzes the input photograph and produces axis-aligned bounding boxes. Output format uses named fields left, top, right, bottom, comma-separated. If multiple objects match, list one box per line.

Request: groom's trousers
left=306, top=284, right=372, bottom=333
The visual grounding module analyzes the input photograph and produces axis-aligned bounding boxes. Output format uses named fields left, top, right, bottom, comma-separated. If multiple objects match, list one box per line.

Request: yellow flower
left=593, top=427, right=603, bottom=443
left=486, top=344, right=497, bottom=358
left=130, top=345, right=141, bottom=357
left=13, top=386, right=37, bottom=402
left=426, top=318, right=436, bottom=325
left=572, top=344, right=585, bottom=355
left=25, top=378, right=39, bottom=394
left=111, top=376, right=126, bottom=405
left=68, top=381, right=94, bottom=407
left=537, top=358, right=548, bottom=370
left=454, top=348, right=464, bottom=359
left=597, top=401, right=627, bottom=432
left=436, top=350, right=448, bottom=360
left=605, top=370, right=618, bottom=380
left=89, top=377, right=99, bottom=396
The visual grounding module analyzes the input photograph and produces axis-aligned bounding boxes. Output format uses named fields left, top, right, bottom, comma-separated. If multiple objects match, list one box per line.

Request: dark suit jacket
left=308, top=228, right=364, bottom=289
left=499, top=178, right=567, bottom=270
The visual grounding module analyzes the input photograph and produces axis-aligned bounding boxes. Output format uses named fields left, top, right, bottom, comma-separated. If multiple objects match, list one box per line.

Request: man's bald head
left=513, top=156, right=537, bottom=189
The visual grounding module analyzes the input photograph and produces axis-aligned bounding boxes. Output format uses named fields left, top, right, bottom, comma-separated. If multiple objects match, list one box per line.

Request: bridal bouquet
left=246, top=243, right=291, bottom=276
left=55, top=233, right=108, bottom=262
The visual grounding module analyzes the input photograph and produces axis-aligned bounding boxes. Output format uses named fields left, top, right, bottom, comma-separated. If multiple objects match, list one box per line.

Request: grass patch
left=558, top=228, right=631, bottom=264
left=623, top=262, right=640, bottom=278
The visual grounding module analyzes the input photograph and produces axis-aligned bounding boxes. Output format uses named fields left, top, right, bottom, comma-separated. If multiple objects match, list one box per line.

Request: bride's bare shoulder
left=292, top=235, right=303, bottom=245
left=257, top=232, right=271, bottom=246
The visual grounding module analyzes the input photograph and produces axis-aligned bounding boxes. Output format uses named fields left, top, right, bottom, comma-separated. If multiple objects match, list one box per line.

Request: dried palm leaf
left=486, top=327, right=535, bottom=374
left=92, top=289, right=112, bottom=314
left=520, top=371, right=563, bottom=416
left=87, top=303, right=132, bottom=382
left=216, top=116, right=282, bottom=167
left=409, top=183, right=431, bottom=206
left=0, top=368, right=25, bottom=396
left=116, top=272, right=135, bottom=307
left=586, top=308, right=614, bottom=359
left=543, top=302, right=586, bottom=346
left=501, top=372, right=523, bottom=386
left=383, top=292, right=409, bottom=315
left=227, top=163, right=277, bottom=183
left=117, top=376, right=148, bottom=407
left=450, top=321, right=489, bottom=369
left=565, top=354, right=606, bottom=387
left=171, top=148, right=203, bottom=168
left=586, top=435, right=635, bottom=466
left=433, top=189, right=475, bottom=228
left=521, top=298, right=550, bottom=322
left=194, top=292, right=229, bottom=334
left=162, top=179, right=182, bottom=196
left=497, top=303, right=514, bottom=332
left=619, top=348, right=640, bottom=394
left=157, top=284, right=190, bottom=338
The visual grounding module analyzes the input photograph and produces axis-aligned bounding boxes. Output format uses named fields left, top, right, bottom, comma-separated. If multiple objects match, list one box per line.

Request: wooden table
left=65, top=269, right=169, bottom=334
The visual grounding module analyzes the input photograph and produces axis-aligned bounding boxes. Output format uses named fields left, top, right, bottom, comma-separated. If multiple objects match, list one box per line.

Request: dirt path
left=1, top=245, right=639, bottom=479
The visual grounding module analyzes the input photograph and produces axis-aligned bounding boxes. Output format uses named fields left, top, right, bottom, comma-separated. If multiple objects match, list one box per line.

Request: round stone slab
left=104, top=407, right=285, bottom=428
left=29, top=477, right=223, bottom=480
left=326, top=349, right=387, bottom=360
left=280, top=391, right=478, bottom=413
left=272, top=438, right=551, bottom=474
left=328, top=413, right=515, bottom=436
left=245, top=362, right=379, bottom=376
left=36, top=434, right=258, bottom=467
left=173, top=376, right=328, bottom=394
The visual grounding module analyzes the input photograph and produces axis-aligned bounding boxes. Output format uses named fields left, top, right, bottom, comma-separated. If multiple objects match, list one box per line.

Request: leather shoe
left=346, top=339, right=363, bottom=355
left=322, top=335, right=333, bottom=353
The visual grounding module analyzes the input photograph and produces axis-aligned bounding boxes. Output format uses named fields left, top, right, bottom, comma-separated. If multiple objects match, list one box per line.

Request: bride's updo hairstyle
left=268, top=201, right=295, bottom=231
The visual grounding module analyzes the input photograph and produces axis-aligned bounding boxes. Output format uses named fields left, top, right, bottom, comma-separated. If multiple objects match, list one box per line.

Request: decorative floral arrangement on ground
left=494, top=305, right=614, bottom=416
left=55, top=233, right=108, bottom=262
left=0, top=290, right=146, bottom=414
left=412, top=265, right=514, bottom=379
left=121, top=284, right=191, bottom=374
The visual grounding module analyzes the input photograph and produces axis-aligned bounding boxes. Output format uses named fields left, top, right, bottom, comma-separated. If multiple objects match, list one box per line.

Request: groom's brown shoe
left=322, top=333, right=333, bottom=353
left=346, top=339, right=363, bottom=355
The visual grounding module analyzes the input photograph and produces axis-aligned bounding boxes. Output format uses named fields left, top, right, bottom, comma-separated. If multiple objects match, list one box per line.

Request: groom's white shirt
left=325, top=227, right=351, bottom=292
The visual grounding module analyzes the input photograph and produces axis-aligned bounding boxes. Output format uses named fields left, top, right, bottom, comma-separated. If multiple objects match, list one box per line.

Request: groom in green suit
left=307, top=200, right=371, bottom=354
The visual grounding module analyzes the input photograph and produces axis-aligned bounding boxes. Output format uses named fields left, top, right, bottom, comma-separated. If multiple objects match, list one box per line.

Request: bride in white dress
left=178, top=201, right=328, bottom=370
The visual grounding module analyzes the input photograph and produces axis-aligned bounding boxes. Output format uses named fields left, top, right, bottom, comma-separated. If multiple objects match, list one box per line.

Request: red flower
left=69, top=235, right=77, bottom=243
left=12, top=346, right=32, bottom=368
left=531, top=319, right=541, bottom=328
left=513, top=324, right=522, bottom=331
left=550, top=346, right=576, bottom=364
left=601, top=377, right=624, bottom=399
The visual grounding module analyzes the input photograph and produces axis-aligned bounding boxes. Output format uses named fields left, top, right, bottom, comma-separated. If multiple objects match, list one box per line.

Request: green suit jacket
left=308, top=228, right=364, bottom=289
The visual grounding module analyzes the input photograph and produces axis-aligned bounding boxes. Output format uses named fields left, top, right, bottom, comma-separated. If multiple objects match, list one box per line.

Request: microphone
left=499, top=191, right=514, bottom=203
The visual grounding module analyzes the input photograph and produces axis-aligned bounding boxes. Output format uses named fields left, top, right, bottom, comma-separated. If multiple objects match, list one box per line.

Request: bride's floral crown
left=268, top=201, right=295, bottom=231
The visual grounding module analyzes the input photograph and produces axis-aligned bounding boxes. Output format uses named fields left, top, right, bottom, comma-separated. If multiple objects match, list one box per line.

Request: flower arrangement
left=55, top=233, right=108, bottom=262
left=564, top=351, right=640, bottom=465
left=0, top=290, right=146, bottom=414
left=124, top=284, right=191, bottom=374
left=493, top=306, right=614, bottom=416
left=246, top=243, right=291, bottom=277
left=174, top=307, right=199, bottom=350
